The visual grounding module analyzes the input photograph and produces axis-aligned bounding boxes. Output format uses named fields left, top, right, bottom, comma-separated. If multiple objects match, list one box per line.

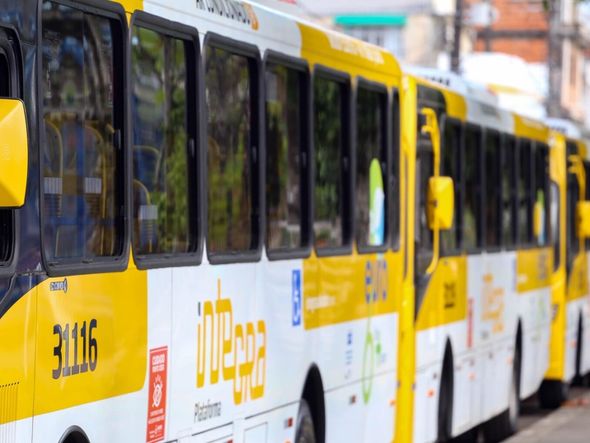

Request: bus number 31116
left=52, top=319, right=98, bottom=379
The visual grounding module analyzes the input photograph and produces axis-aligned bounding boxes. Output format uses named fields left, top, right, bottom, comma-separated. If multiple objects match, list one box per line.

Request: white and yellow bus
left=0, top=1, right=586, bottom=443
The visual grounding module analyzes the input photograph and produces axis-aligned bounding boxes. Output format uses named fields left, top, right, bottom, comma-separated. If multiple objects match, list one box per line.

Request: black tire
left=295, top=399, right=316, bottom=443
left=574, top=316, right=584, bottom=386
left=437, top=350, right=453, bottom=442
left=539, top=379, right=569, bottom=409
left=482, top=346, right=520, bottom=442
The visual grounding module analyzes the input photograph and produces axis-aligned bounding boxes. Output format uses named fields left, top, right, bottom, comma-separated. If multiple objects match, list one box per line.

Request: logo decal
left=196, top=280, right=267, bottom=405
left=50, top=278, right=68, bottom=293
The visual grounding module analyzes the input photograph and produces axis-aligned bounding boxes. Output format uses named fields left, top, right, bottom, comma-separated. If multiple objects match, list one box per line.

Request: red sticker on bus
left=146, top=347, right=168, bottom=443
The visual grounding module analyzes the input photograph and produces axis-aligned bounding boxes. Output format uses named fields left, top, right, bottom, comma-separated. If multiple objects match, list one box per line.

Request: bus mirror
left=577, top=201, right=590, bottom=238
left=0, top=99, right=28, bottom=207
left=427, top=176, right=454, bottom=231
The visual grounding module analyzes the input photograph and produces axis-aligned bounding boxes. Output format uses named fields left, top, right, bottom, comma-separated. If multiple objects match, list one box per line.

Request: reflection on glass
left=517, top=141, right=532, bottom=244
left=265, top=64, right=303, bottom=251
left=464, top=127, right=481, bottom=249
left=42, top=2, right=120, bottom=261
left=206, top=46, right=253, bottom=254
left=314, top=76, right=344, bottom=249
left=485, top=132, right=500, bottom=247
left=131, top=26, right=190, bottom=256
left=501, top=137, right=515, bottom=247
left=441, top=122, right=460, bottom=253
left=356, top=87, right=386, bottom=248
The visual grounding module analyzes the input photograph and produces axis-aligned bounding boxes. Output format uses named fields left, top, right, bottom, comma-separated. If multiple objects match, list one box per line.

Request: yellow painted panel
left=34, top=269, right=147, bottom=415
left=302, top=251, right=402, bottom=329
left=516, top=247, right=552, bottom=293
left=297, top=23, right=401, bottom=87
left=416, top=256, right=467, bottom=331
left=116, top=0, right=143, bottom=12
left=567, top=253, right=588, bottom=301
left=514, top=114, right=549, bottom=143
left=0, top=288, right=36, bottom=424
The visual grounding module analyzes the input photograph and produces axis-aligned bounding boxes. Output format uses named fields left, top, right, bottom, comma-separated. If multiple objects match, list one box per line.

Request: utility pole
left=547, top=0, right=562, bottom=117
left=451, top=0, right=464, bottom=73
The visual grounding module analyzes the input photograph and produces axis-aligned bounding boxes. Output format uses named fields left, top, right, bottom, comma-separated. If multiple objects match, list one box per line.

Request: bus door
left=0, top=25, right=30, bottom=443
left=565, top=142, right=590, bottom=379
left=414, top=101, right=458, bottom=440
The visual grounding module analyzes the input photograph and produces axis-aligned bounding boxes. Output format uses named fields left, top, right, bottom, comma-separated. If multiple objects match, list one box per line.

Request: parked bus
left=404, top=73, right=554, bottom=442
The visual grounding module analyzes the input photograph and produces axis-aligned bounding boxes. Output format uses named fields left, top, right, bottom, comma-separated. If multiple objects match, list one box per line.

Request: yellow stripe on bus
left=516, top=248, right=552, bottom=293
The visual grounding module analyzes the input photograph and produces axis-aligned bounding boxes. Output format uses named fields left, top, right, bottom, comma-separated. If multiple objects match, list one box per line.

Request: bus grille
left=0, top=382, right=18, bottom=442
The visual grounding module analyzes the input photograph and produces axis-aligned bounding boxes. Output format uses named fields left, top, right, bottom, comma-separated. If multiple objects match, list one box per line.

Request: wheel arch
left=302, top=364, right=326, bottom=443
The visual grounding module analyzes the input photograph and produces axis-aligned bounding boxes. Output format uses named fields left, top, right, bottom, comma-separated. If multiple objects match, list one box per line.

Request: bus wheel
left=437, top=346, right=453, bottom=442
left=295, top=399, right=316, bottom=443
left=539, top=379, right=569, bottom=409
left=483, top=346, right=520, bottom=442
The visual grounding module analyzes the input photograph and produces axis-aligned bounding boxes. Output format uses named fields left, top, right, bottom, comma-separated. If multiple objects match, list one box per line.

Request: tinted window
left=42, top=2, right=124, bottom=262
left=391, top=90, right=401, bottom=249
left=205, top=45, right=257, bottom=255
left=501, top=136, right=516, bottom=247
left=517, top=140, right=533, bottom=244
left=534, top=144, right=550, bottom=246
left=441, top=121, right=462, bottom=254
left=484, top=131, right=501, bottom=248
left=265, top=63, right=306, bottom=252
left=356, top=86, right=387, bottom=249
left=313, top=75, right=348, bottom=249
left=416, top=141, right=434, bottom=276
left=131, top=26, right=196, bottom=257
left=566, top=142, right=579, bottom=271
left=0, top=50, right=14, bottom=264
left=464, top=126, right=482, bottom=250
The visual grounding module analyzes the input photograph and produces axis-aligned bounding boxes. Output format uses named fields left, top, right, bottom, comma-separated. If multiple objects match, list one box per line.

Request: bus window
left=42, top=2, right=125, bottom=264
left=391, top=89, right=401, bottom=250
left=566, top=141, right=580, bottom=272
left=356, top=84, right=387, bottom=251
left=517, top=139, right=533, bottom=245
left=205, top=44, right=259, bottom=257
left=415, top=129, right=433, bottom=276
left=265, top=61, right=308, bottom=253
left=484, top=130, right=501, bottom=248
left=131, top=24, right=198, bottom=261
left=441, top=120, right=462, bottom=255
left=463, top=125, right=482, bottom=251
left=501, top=135, right=517, bottom=247
left=313, top=74, right=350, bottom=251
left=534, top=144, right=550, bottom=246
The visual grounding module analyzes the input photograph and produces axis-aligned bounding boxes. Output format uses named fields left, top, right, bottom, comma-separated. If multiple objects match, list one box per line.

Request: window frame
left=311, top=65, right=353, bottom=257
left=440, top=116, right=463, bottom=257
left=203, top=33, right=263, bottom=265
left=391, top=87, right=401, bottom=252
left=482, top=127, right=503, bottom=252
left=354, top=77, right=390, bottom=255
left=0, top=26, right=24, bottom=278
left=501, top=133, right=518, bottom=250
left=516, top=137, right=535, bottom=248
left=39, top=0, right=129, bottom=277
left=263, top=50, right=312, bottom=261
left=462, top=122, right=484, bottom=254
left=129, top=11, right=202, bottom=270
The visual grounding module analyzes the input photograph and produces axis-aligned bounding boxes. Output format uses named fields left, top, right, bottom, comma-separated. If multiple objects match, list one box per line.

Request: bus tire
left=437, top=344, right=453, bottom=442
left=295, top=399, right=316, bottom=443
left=539, top=379, right=569, bottom=409
left=574, top=314, right=584, bottom=386
left=482, top=344, right=520, bottom=442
